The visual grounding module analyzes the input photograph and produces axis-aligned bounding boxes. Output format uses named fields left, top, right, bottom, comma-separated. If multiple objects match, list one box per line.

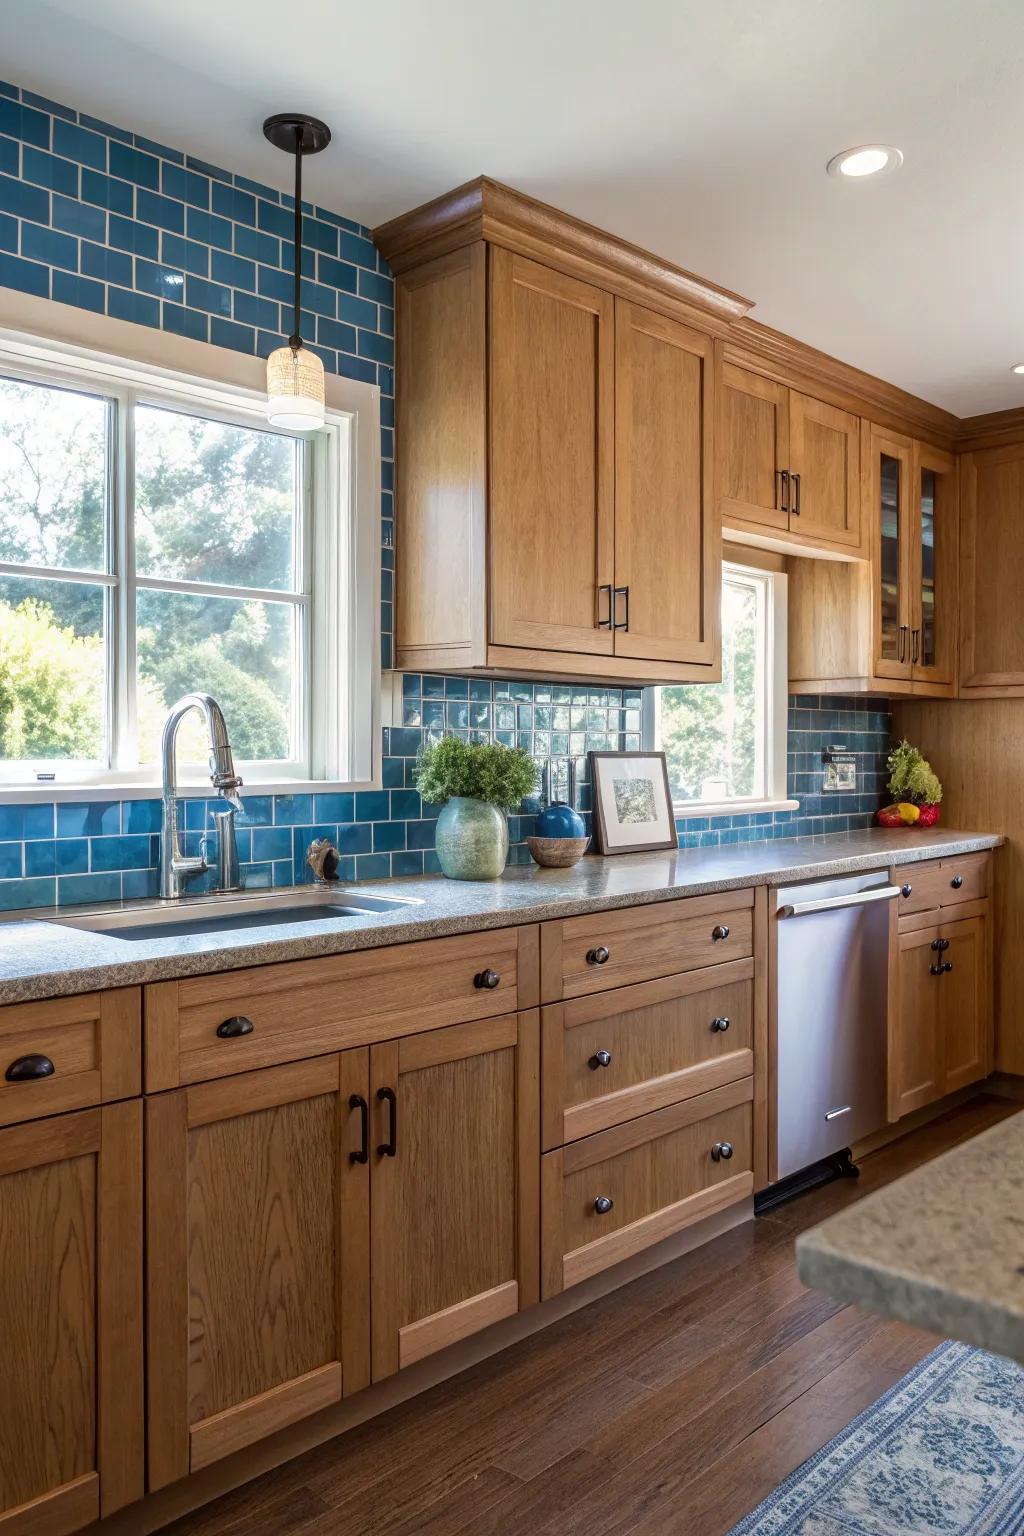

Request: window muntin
left=0, top=349, right=358, bottom=788
left=648, top=565, right=786, bottom=812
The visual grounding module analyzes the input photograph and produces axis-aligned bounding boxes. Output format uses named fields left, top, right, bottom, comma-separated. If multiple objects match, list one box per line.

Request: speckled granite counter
left=796, top=1109, right=1024, bottom=1363
left=0, top=826, right=1000, bottom=1006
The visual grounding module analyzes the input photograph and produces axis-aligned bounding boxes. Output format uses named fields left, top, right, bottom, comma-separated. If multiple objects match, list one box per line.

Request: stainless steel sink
left=48, top=886, right=420, bottom=941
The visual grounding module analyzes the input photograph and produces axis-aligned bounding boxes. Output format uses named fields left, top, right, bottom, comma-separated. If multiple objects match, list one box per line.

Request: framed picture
left=589, top=751, right=678, bottom=855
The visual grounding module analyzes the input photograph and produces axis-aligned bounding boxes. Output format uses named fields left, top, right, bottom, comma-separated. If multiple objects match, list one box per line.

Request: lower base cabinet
left=146, top=1014, right=540, bottom=1486
left=889, top=912, right=991, bottom=1121
left=540, top=1076, right=754, bottom=1299
left=0, top=1102, right=143, bottom=1533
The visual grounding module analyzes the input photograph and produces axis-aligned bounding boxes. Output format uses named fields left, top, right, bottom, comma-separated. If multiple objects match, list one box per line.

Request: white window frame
left=644, top=561, right=797, bottom=818
left=0, top=325, right=381, bottom=801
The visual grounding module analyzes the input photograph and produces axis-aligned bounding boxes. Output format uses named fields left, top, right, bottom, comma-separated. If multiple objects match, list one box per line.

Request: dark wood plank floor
left=165, top=1094, right=1018, bottom=1536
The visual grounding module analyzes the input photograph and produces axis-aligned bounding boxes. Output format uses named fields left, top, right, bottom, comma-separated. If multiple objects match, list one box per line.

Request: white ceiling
left=2, top=0, right=1022, bottom=416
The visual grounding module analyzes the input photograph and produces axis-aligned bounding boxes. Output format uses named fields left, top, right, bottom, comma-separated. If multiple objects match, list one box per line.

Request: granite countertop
left=0, top=826, right=1001, bottom=1006
left=796, top=1110, right=1024, bottom=1363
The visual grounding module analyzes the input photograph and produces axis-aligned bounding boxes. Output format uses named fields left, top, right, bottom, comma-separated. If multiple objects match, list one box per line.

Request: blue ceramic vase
left=536, top=802, right=586, bottom=839
left=435, top=796, right=509, bottom=880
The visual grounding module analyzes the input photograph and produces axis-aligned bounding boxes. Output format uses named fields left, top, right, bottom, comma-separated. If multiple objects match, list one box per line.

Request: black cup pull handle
left=216, top=1015, right=254, bottom=1039
left=349, top=1094, right=369, bottom=1165
left=5, top=1053, right=55, bottom=1083
left=711, top=924, right=730, bottom=942
left=474, top=969, right=501, bottom=990
left=377, top=1086, right=397, bottom=1157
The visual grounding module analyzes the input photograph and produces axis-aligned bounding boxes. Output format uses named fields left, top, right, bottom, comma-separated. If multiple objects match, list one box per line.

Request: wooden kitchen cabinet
left=146, top=1053, right=371, bottom=1488
left=719, top=363, right=861, bottom=557
left=379, top=177, right=742, bottom=685
left=789, top=423, right=956, bottom=696
left=888, top=911, right=991, bottom=1121
left=0, top=1101, right=143, bottom=1531
left=370, top=1012, right=539, bottom=1378
left=959, top=442, right=1024, bottom=693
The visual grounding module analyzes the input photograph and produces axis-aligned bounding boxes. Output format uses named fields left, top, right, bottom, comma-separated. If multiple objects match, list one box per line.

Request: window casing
left=0, top=330, right=380, bottom=794
left=645, top=563, right=792, bottom=815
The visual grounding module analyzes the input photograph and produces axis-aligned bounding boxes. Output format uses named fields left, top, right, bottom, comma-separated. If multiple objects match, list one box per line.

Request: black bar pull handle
left=5, top=1053, right=55, bottom=1083
left=613, top=586, right=629, bottom=631
left=377, top=1086, right=397, bottom=1157
left=778, top=468, right=790, bottom=513
left=792, top=473, right=801, bottom=515
left=349, top=1094, right=369, bottom=1165
left=597, top=583, right=613, bottom=630
left=216, top=1016, right=254, bottom=1039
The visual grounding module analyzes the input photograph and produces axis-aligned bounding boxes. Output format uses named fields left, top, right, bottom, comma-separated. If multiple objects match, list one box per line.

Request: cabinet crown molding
left=373, top=176, right=755, bottom=331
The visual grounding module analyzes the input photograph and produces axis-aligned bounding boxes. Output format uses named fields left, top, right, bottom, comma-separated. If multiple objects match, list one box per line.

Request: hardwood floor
left=163, top=1094, right=1017, bottom=1536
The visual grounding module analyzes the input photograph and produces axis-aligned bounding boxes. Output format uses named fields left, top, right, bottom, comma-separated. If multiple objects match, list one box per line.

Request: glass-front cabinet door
left=910, top=442, right=956, bottom=688
left=867, top=424, right=913, bottom=682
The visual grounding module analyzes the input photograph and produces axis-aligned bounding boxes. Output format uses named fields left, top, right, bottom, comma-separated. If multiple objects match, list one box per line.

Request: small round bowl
left=526, top=835, right=589, bottom=868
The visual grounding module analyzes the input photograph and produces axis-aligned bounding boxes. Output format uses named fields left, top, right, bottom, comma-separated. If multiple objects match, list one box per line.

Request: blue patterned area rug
left=727, top=1341, right=1024, bottom=1535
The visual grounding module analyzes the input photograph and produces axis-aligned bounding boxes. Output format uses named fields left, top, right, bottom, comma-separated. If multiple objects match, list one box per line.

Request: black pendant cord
left=290, top=125, right=303, bottom=351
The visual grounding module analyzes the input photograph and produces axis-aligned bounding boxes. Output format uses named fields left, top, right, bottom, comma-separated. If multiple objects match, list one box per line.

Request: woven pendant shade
left=266, top=343, right=326, bottom=430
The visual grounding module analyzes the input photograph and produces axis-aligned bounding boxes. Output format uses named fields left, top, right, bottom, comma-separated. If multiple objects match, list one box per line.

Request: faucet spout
left=159, top=694, right=244, bottom=901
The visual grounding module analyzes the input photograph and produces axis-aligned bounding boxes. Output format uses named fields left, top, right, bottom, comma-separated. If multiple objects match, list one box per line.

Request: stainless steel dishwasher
left=772, top=871, right=899, bottom=1199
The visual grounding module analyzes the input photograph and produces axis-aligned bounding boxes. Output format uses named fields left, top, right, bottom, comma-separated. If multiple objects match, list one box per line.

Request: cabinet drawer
left=0, top=989, right=140, bottom=1128
left=893, top=854, right=990, bottom=915
left=541, top=889, right=754, bottom=1001
left=541, top=958, right=753, bottom=1149
left=541, top=1076, right=753, bottom=1297
left=144, top=927, right=534, bottom=1090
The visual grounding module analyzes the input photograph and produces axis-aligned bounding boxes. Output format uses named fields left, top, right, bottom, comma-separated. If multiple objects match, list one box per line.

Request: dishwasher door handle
left=777, top=884, right=901, bottom=918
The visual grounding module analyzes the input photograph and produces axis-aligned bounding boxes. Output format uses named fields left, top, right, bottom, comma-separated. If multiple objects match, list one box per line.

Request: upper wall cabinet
left=959, top=443, right=1024, bottom=694
left=719, top=362, right=863, bottom=559
left=376, top=178, right=750, bottom=685
left=789, top=422, right=957, bottom=696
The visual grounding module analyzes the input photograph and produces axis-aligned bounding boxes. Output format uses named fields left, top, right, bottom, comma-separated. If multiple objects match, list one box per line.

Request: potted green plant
left=877, top=739, right=943, bottom=828
left=415, top=736, right=538, bottom=879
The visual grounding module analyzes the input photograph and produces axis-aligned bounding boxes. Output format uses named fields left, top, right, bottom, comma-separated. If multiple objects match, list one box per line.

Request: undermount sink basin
left=48, top=887, right=420, bottom=942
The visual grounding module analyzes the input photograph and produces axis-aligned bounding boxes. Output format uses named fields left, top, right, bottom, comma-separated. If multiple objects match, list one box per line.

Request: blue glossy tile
left=337, top=822, right=372, bottom=855
left=318, top=315, right=357, bottom=353
left=57, top=801, right=119, bottom=838
left=358, top=329, right=394, bottom=366
left=312, top=793, right=353, bottom=822
left=356, top=853, right=391, bottom=881
left=0, top=171, right=48, bottom=222
left=23, top=803, right=55, bottom=839
left=81, top=240, right=132, bottom=285
left=161, top=161, right=209, bottom=209
left=0, top=877, right=56, bottom=911
left=163, top=301, right=208, bottom=342
left=210, top=317, right=255, bottom=354
left=355, top=791, right=389, bottom=822
left=257, top=198, right=292, bottom=240
left=122, top=868, right=160, bottom=900
left=234, top=225, right=279, bottom=266
left=109, top=141, right=160, bottom=189
left=90, top=835, right=153, bottom=871
left=211, top=248, right=255, bottom=291
left=55, top=839, right=88, bottom=875
left=0, top=98, right=49, bottom=149
left=122, top=799, right=161, bottom=834
left=406, top=820, right=437, bottom=851
left=389, top=789, right=421, bottom=820
left=186, top=207, right=232, bottom=250
left=161, top=231, right=208, bottom=276
left=24, top=840, right=57, bottom=877
left=233, top=291, right=280, bottom=331
left=53, top=119, right=107, bottom=171
left=318, top=254, right=358, bottom=292
left=382, top=758, right=404, bottom=790
left=21, top=221, right=77, bottom=271
left=340, top=231, right=378, bottom=270
left=273, top=794, right=313, bottom=826
left=51, top=191, right=106, bottom=242
left=108, top=286, right=160, bottom=328
left=358, top=268, right=393, bottom=305
left=108, top=215, right=158, bottom=259
left=236, top=795, right=273, bottom=827
left=185, top=155, right=231, bottom=184
left=22, top=146, right=78, bottom=197
left=373, top=820, right=405, bottom=852
left=212, top=182, right=255, bottom=225
left=135, top=258, right=185, bottom=299
left=336, top=352, right=377, bottom=387
left=391, top=851, right=424, bottom=878
left=81, top=169, right=133, bottom=216
left=137, top=187, right=185, bottom=233
left=186, top=274, right=231, bottom=316
left=79, top=113, right=131, bottom=144
left=0, top=843, right=22, bottom=879
left=57, top=873, right=122, bottom=906
left=240, top=862, right=274, bottom=889
left=0, top=135, right=14, bottom=179
left=251, top=826, right=291, bottom=863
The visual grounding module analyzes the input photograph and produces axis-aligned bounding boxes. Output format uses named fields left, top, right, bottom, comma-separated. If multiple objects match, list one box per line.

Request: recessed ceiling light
left=826, top=145, right=903, bottom=179
left=1012, top=364, right=1024, bottom=376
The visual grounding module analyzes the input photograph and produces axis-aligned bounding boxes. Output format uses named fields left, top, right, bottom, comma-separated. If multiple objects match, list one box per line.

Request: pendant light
left=262, top=113, right=332, bottom=430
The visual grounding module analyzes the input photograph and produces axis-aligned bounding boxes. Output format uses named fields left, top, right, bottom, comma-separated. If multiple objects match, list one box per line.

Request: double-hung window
left=646, top=562, right=792, bottom=815
left=0, top=333, right=379, bottom=792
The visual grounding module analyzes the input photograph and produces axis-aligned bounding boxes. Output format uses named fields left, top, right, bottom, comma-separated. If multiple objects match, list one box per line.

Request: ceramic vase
left=435, top=796, right=509, bottom=880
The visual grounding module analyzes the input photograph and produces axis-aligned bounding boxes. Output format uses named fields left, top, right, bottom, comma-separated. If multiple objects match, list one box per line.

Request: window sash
left=0, top=356, right=317, bottom=785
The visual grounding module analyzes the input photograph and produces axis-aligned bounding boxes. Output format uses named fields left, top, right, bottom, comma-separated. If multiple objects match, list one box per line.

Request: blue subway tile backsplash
left=0, top=80, right=895, bottom=913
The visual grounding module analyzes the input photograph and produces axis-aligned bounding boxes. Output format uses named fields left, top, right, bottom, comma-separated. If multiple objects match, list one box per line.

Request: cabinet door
left=866, top=423, right=914, bottom=682
left=613, top=301, right=718, bottom=666
left=370, top=1012, right=539, bottom=1379
left=0, top=1102, right=143, bottom=1531
left=718, top=361, right=789, bottom=532
left=910, top=442, right=957, bottom=689
left=789, top=390, right=861, bottom=550
left=959, top=445, right=1024, bottom=692
left=146, top=1054, right=369, bottom=1488
left=888, top=925, right=943, bottom=1121
left=941, top=915, right=990, bottom=1094
left=489, top=248, right=614, bottom=657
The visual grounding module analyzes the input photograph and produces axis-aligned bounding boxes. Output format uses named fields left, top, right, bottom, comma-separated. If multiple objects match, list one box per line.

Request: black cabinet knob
left=951, top=874, right=964, bottom=889
left=473, top=969, right=501, bottom=990
left=901, top=883, right=912, bottom=898
left=5, top=1053, right=55, bottom=1083
left=593, top=1195, right=614, bottom=1214
left=216, top=1015, right=254, bottom=1039
left=711, top=924, right=730, bottom=942
left=586, top=946, right=610, bottom=966
left=589, top=1048, right=612, bottom=1070
left=711, top=1141, right=734, bottom=1162
left=710, top=1016, right=730, bottom=1033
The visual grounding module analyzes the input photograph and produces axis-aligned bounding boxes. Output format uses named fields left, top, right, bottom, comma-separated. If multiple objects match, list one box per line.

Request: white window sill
left=0, top=779, right=379, bottom=804
left=674, top=798, right=799, bottom=820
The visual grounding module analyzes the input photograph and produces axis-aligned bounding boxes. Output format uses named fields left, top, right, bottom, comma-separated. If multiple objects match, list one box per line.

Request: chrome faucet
left=159, top=693, right=244, bottom=900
